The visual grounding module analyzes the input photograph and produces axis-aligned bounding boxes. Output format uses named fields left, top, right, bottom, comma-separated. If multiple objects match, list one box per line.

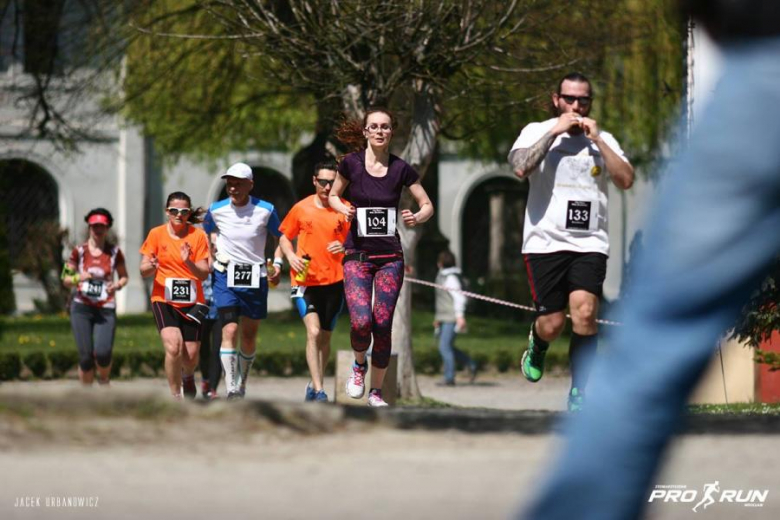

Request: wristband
left=273, top=257, right=284, bottom=268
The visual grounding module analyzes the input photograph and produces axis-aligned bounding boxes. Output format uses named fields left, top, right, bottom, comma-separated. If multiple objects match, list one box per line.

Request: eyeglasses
left=167, top=207, right=192, bottom=217
left=365, top=124, right=392, bottom=133
left=559, top=94, right=592, bottom=106
left=315, top=178, right=335, bottom=187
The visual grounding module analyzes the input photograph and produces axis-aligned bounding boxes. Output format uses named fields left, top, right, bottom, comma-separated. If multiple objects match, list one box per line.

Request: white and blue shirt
left=204, top=197, right=282, bottom=266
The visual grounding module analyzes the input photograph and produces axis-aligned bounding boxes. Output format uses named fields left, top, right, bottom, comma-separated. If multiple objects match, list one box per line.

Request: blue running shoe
left=305, top=381, right=316, bottom=402
left=314, top=390, right=329, bottom=403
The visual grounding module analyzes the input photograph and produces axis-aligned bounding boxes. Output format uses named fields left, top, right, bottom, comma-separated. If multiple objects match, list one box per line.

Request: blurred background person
left=433, top=249, right=477, bottom=386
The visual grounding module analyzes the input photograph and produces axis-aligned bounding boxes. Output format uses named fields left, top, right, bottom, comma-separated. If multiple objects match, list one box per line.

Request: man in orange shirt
left=280, top=161, right=350, bottom=402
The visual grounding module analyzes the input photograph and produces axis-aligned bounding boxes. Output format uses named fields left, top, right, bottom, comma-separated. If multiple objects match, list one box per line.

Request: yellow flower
left=49, top=340, right=56, bottom=347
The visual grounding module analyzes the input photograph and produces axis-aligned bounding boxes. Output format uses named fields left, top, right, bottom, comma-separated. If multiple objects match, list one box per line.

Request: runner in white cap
left=204, top=162, right=283, bottom=400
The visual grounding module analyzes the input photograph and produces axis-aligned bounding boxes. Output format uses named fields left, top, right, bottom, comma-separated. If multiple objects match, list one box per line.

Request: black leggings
left=70, top=301, right=116, bottom=371
left=198, top=317, right=223, bottom=391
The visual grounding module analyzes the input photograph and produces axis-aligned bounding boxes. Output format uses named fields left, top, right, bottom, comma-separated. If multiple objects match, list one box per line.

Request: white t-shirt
left=204, top=197, right=282, bottom=270
left=510, top=118, right=629, bottom=255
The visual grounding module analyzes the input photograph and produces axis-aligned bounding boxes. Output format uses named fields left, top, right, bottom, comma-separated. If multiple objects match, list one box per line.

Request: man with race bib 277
left=204, top=163, right=283, bottom=400
left=508, top=72, right=634, bottom=411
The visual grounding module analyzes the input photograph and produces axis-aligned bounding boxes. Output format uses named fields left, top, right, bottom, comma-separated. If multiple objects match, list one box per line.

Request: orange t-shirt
left=279, top=195, right=350, bottom=286
left=139, top=224, right=209, bottom=306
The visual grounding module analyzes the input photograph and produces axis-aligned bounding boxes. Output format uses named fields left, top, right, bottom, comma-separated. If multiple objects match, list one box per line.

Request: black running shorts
left=292, top=281, right=345, bottom=331
left=523, top=252, right=608, bottom=315
left=151, top=301, right=202, bottom=342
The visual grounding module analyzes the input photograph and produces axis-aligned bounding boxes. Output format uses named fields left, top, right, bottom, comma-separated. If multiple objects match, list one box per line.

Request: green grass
left=1, top=309, right=569, bottom=359
left=688, top=403, right=780, bottom=415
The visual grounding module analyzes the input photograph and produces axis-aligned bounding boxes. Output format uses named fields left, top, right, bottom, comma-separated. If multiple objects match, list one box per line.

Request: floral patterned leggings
left=343, top=257, right=404, bottom=369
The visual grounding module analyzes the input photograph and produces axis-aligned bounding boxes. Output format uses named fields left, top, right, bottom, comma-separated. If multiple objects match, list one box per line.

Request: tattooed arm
left=508, top=131, right=556, bottom=179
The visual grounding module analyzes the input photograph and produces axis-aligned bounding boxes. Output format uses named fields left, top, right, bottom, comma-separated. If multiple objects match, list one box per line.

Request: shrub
left=494, top=348, right=515, bottom=373
left=127, top=351, right=145, bottom=376
left=471, top=351, right=490, bottom=372
left=49, top=350, right=78, bottom=377
left=110, top=352, right=126, bottom=378
left=23, top=351, right=48, bottom=378
left=0, top=352, right=22, bottom=380
left=144, top=350, right=165, bottom=376
left=262, top=350, right=287, bottom=376
left=289, top=350, right=308, bottom=376
left=414, top=348, right=441, bottom=375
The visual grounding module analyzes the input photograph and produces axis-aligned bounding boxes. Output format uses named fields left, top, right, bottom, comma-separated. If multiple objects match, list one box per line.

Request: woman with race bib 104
left=329, top=107, right=434, bottom=407
left=140, top=192, right=210, bottom=399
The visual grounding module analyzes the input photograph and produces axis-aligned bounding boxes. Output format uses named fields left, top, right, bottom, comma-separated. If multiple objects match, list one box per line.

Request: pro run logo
left=649, top=481, right=768, bottom=511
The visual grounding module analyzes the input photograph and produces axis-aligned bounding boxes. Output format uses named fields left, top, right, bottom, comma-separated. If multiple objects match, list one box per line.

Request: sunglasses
left=559, top=94, right=592, bottom=106
left=315, top=178, right=335, bottom=187
left=167, top=207, right=192, bottom=217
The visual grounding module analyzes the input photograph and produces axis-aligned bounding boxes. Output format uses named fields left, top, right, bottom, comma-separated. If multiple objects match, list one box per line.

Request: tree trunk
left=394, top=79, right=440, bottom=400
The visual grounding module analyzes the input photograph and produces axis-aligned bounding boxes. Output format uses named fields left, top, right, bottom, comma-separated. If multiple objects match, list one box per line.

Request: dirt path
left=0, top=377, right=777, bottom=520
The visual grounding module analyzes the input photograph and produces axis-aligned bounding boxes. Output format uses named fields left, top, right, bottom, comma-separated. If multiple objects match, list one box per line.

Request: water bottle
left=294, top=255, right=311, bottom=283
left=266, top=259, right=279, bottom=288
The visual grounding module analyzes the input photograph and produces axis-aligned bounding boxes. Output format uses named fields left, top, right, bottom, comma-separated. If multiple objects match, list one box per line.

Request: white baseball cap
left=222, top=162, right=253, bottom=180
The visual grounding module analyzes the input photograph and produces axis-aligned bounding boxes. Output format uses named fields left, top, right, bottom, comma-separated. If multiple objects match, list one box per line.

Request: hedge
left=0, top=347, right=569, bottom=381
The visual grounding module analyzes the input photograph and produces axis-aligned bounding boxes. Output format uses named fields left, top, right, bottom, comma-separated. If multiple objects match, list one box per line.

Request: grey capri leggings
left=70, top=301, right=117, bottom=371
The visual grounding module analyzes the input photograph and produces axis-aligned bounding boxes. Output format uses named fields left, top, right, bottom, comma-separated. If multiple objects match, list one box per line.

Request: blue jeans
left=438, top=322, right=474, bottom=383
left=522, top=36, right=780, bottom=520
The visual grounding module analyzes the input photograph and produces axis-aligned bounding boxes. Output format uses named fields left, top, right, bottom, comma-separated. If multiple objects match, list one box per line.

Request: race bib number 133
left=565, top=200, right=598, bottom=232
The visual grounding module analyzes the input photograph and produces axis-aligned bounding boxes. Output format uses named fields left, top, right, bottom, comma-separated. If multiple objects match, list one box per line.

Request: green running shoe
left=568, top=387, right=584, bottom=412
left=521, top=324, right=548, bottom=383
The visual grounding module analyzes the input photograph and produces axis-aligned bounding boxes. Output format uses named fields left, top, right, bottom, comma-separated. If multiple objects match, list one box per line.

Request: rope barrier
left=404, top=276, right=623, bottom=327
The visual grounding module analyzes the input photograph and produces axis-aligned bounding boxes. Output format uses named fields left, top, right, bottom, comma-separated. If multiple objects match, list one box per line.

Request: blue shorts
left=213, top=269, right=268, bottom=320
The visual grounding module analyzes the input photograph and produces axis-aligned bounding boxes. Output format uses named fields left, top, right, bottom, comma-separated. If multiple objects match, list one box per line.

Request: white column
left=116, top=126, right=147, bottom=314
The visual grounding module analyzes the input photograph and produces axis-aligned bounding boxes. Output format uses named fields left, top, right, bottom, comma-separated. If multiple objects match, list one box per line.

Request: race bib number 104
left=356, top=207, right=397, bottom=237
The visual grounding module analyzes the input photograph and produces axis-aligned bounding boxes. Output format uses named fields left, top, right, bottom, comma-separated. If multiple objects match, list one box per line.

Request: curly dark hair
left=336, top=106, right=396, bottom=153
left=84, top=207, right=113, bottom=227
left=165, top=192, right=207, bottom=224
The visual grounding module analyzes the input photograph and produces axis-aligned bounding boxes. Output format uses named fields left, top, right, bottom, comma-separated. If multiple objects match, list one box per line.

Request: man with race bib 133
left=204, top=162, right=283, bottom=400
left=508, top=72, right=634, bottom=411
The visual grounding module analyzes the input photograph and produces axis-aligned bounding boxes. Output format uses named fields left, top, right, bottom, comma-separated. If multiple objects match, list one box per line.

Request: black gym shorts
left=151, top=301, right=203, bottom=342
left=523, top=251, right=608, bottom=315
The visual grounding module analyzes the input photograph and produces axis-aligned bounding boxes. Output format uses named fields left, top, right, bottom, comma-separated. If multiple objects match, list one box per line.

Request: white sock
left=220, top=349, right=238, bottom=393
left=237, top=350, right=256, bottom=391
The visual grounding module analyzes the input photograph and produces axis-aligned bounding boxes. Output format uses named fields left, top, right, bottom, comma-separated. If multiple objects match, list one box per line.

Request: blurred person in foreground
left=522, top=1, right=780, bottom=519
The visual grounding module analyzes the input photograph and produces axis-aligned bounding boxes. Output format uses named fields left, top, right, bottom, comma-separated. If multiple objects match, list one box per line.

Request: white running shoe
left=346, top=363, right=367, bottom=399
left=367, top=389, right=389, bottom=407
